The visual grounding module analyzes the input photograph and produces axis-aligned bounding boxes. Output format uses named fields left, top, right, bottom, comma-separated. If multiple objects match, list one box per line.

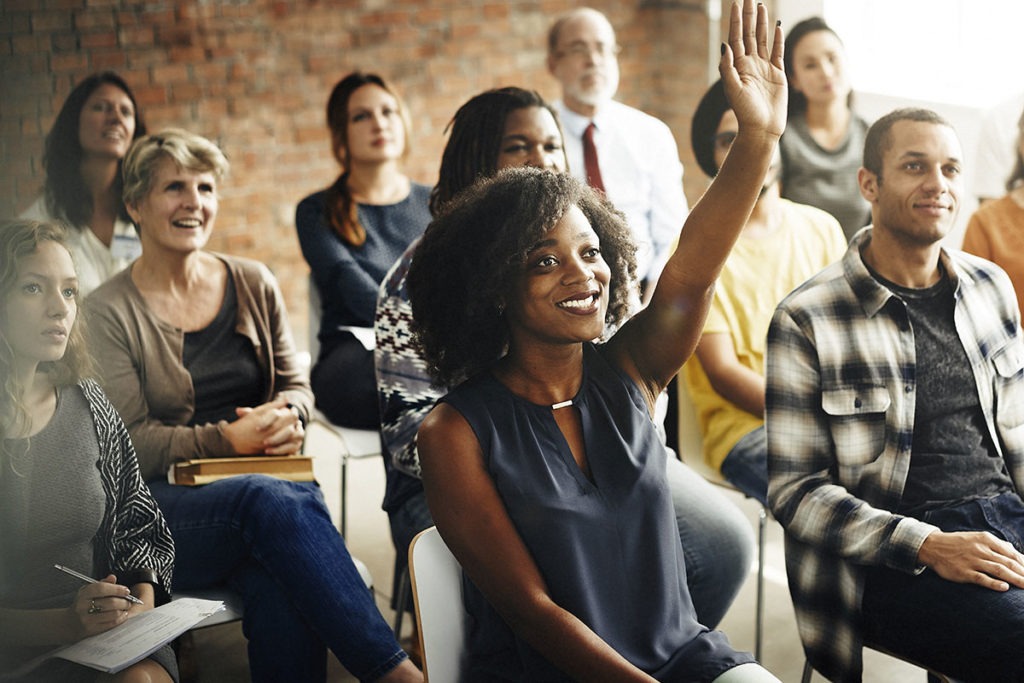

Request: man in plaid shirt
left=767, top=108, right=1024, bottom=682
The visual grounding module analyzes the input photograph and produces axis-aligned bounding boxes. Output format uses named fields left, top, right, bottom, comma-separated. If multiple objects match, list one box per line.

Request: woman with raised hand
left=85, top=129, right=422, bottom=683
left=378, top=86, right=755, bottom=634
left=0, top=219, right=176, bottom=683
left=297, top=72, right=430, bottom=429
left=409, top=2, right=785, bottom=680
left=21, top=73, right=146, bottom=297
left=779, top=17, right=870, bottom=241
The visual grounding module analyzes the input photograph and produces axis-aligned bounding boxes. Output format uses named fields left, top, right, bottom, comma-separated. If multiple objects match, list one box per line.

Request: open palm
left=721, top=0, right=787, bottom=139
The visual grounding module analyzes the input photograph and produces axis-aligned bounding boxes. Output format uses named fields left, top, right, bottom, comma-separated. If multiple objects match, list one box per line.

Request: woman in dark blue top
left=296, top=72, right=430, bottom=428
left=408, top=3, right=786, bottom=681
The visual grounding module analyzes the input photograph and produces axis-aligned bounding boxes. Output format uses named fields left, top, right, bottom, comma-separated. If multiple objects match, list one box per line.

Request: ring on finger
left=88, top=599, right=102, bottom=614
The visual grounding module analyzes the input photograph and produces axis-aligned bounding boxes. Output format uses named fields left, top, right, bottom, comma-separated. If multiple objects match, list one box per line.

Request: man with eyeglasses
left=682, top=79, right=845, bottom=507
left=546, top=7, right=687, bottom=299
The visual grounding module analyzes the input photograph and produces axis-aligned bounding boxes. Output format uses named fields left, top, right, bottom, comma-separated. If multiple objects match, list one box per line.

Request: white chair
left=409, top=526, right=467, bottom=682
left=676, top=375, right=767, bottom=661
left=307, top=277, right=383, bottom=539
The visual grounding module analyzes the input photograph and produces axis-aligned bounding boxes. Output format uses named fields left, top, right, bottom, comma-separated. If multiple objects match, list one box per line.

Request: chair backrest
left=309, top=275, right=323, bottom=362
left=409, top=526, right=467, bottom=682
left=675, top=370, right=730, bottom=486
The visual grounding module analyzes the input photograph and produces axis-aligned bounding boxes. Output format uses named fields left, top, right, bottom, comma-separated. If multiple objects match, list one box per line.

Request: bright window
left=824, top=0, right=1024, bottom=107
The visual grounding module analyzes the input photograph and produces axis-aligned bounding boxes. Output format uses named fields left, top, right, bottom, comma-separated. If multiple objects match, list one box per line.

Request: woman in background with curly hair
left=407, top=3, right=785, bottom=680
left=0, top=219, right=175, bottom=683
left=296, top=72, right=430, bottom=429
left=21, top=72, right=146, bottom=296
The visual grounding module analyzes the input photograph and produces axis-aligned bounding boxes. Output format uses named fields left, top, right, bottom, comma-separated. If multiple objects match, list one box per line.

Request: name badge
left=111, top=233, right=143, bottom=262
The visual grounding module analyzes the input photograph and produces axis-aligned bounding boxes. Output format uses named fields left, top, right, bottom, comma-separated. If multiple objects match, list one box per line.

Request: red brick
left=132, top=84, right=168, bottom=107
left=90, top=49, right=128, bottom=70
left=72, top=10, right=115, bottom=30
left=79, top=30, right=117, bottom=48
left=119, top=25, right=154, bottom=47
left=151, top=62, right=190, bottom=84
left=50, top=51, right=89, bottom=72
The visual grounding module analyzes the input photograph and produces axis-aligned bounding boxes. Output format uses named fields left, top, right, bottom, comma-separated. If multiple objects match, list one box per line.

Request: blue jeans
left=719, top=426, right=768, bottom=507
left=149, top=475, right=407, bottom=683
left=666, top=456, right=755, bottom=628
left=861, top=492, right=1024, bottom=682
left=386, top=458, right=753, bottom=630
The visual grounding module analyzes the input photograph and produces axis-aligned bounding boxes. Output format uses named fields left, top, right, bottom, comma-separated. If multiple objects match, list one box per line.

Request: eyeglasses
left=556, top=42, right=621, bottom=60
left=714, top=131, right=737, bottom=150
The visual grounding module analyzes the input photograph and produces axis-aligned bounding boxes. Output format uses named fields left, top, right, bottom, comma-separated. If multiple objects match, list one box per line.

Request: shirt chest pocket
left=822, top=385, right=891, bottom=467
left=992, top=342, right=1024, bottom=430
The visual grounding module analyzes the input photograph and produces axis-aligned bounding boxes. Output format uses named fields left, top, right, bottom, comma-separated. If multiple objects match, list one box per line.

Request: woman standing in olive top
left=296, top=72, right=430, bottom=429
left=20, top=72, right=146, bottom=296
left=779, top=17, right=870, bottom=241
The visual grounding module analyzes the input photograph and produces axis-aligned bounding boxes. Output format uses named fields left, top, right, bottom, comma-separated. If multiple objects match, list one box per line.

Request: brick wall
left=1, top=0, right=753, bottom=351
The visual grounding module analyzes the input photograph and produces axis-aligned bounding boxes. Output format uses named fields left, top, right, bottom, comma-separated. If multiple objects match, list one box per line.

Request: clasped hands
left=224, top=397, right=305, bottom=455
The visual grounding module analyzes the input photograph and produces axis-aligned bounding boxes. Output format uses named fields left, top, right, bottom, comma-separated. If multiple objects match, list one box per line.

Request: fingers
left=742, top=0, right=756, bottom=58
left=770, top=19, right=784, bottom=69
left=263, top=419, right=305, bottom=454
left=755, top=2, right=769, bottom=60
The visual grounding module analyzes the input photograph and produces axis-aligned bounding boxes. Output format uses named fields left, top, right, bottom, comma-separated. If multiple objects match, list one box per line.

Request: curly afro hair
left=408, top=167, right=637, bottom=387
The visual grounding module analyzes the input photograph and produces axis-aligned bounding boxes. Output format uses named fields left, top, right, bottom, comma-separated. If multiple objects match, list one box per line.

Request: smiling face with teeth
left=128, top=157, right=219, bottom=257
left=77, top=83, right=137, bottom=161
left=506, top=204, right=611, bottom=347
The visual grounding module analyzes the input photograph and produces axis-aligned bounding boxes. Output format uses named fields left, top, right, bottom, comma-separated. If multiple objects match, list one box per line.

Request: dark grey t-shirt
left=869, top=268, right=1015, bottom=514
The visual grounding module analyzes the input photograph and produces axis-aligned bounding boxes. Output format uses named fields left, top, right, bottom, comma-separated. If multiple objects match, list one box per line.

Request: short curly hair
left=408, top=167, right=636, bottom=387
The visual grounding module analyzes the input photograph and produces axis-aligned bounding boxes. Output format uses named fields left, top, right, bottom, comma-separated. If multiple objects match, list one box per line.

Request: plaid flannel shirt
left=766, top=227, right=1024, bottom=682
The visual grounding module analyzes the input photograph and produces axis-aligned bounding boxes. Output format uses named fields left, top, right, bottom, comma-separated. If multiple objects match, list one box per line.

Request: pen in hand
left=54, top=564, right=145, bottom=606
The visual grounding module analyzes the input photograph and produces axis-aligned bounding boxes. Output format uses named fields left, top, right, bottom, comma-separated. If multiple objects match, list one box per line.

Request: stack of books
left=169, top=456, right=315, bottom=486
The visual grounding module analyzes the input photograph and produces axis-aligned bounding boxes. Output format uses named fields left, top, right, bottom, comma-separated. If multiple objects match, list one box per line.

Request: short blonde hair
left=122, top=128, right=230, bottom=208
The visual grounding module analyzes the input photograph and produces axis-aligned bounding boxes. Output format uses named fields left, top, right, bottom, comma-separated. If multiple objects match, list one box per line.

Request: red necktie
left=583, top=122, right=605, bottom=193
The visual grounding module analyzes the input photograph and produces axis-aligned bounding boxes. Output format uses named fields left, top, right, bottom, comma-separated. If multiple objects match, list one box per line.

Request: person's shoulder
left=218, top=252, right=275, bottom=282
left=19, top=196, right=51, bottom=221
left=775, top=257, right=849, bottom=313
left=780, top=199, right=845, bottom=234
left=607, top=99, right=671, bottom=131
left=85, top=267, right=135, bottom=311
left=296, top=189, right=328, bottom=218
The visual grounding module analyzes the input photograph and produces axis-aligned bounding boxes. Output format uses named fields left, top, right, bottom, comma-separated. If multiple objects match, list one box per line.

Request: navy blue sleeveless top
left=442, top=343, right=752, bottom=682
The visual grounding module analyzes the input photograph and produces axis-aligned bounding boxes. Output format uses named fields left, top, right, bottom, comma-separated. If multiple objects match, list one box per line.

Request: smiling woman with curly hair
left=410, top=168, right=635, bottom=387
left=406, top=3, right=787, bottom=680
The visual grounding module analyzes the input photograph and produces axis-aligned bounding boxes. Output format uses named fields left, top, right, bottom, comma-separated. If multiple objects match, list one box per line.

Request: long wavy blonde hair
left=0, top=219, right=93, bottom=446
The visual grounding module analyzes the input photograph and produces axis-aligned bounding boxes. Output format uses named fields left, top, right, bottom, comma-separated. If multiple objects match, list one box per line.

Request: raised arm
left=418, top=405, right=658, bottom=682
left=609, top=0, right=786, bottom=398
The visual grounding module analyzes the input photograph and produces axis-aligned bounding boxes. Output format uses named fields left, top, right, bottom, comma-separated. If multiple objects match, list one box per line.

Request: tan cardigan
left=85, top=254, right=313, bottom=481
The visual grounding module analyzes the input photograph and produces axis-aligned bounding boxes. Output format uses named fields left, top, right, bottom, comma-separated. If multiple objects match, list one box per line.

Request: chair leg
left=393, top=567, right=410, bottom=637
left=801, top=659, right=814, bottom=683
left=755, top=504, right=766, bottom=661
left=340, top=454, right=349, bottom=538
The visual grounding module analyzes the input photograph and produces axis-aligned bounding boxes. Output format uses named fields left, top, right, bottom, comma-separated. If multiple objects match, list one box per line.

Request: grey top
left=1, top=386, right=105, bottom=674
left=780, top=112, right=871, bottom=241
left=443, top=343, right=752, bottom=682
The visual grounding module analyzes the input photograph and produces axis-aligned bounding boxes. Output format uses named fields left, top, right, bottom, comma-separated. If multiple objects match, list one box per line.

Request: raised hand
left=720, top=0, right=787, bottom=140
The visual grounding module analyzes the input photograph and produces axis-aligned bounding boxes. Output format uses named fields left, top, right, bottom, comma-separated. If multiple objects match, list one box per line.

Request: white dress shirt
left=21, top=197, right=141, bottom=297
left=555, top=99, right=688, bottom=284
